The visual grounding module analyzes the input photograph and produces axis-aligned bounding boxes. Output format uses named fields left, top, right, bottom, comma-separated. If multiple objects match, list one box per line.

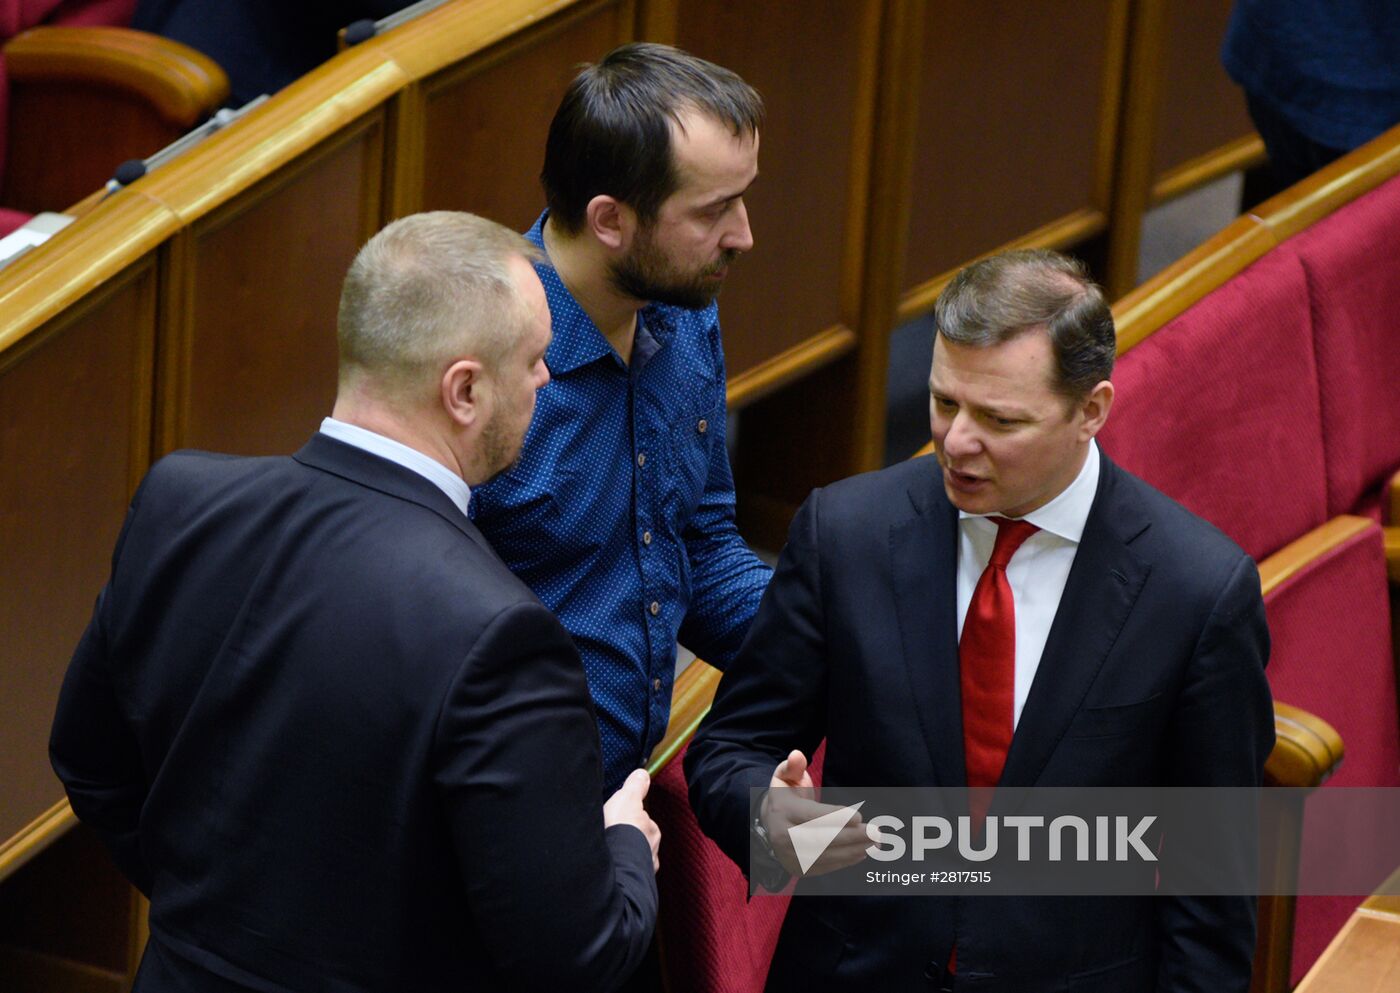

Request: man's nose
left=940, top=412, right=981, bottom=459
left=722, top=200, right=754, bottom=253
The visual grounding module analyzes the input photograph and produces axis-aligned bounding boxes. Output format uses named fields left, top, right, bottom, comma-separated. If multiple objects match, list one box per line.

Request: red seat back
left=1288, top=172, right=1400, bottom=521
left=1261, top=518, right=1400, bottom=982
left=1099, top=247, right=1329, bottom=561
left=650, top=743, right=825, bottom=993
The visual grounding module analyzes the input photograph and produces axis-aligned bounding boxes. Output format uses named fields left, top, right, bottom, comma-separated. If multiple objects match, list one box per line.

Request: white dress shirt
left=319, top=417, right=473, bottom=521
left=955, top=440, right=1101, bottom=728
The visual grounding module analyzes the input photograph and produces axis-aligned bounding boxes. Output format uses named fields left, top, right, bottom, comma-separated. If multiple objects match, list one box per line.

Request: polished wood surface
left=1113, top=120, right=1400, bottom=348
left=412, top=0, right=632, bottom=231
left=0, top=261, right=155, bottom=857
left=5, top=26, right=228, bottom=124
left=1149, top=0, right=1255, bottom=190
left=902, top=0, right=1123, bottom=313
left=669, top=0, right=879, bottom=384
left=156, top=121, right=384, bottom=455
left=647, top=659, right=721, bottom=774
left=1104, top=0, right=1263, bottom=298
left=1294, top=865, right=1400, bottom=993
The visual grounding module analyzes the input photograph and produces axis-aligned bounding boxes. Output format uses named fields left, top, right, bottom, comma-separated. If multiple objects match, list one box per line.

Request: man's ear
left=441, top=358, right=486, bottom=428
left=1078, top=380, right=1115, bottom=440
left=585, top=194, right=633, bottom=251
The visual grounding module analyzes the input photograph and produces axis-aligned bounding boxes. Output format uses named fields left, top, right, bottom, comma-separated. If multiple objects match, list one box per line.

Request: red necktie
left=948, top=518, right=1038, bottom=981
left=960, top=517, right=1039, bottom=790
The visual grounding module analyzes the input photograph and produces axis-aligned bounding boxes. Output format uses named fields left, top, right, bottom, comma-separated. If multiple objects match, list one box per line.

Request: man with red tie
left=685, top=249, right=1274, bottom=991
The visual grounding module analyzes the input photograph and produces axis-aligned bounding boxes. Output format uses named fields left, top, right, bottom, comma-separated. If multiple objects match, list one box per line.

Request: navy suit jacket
left=51, top=434, right=656, bottom=993
left=686, top=454, right=1274, bottom=993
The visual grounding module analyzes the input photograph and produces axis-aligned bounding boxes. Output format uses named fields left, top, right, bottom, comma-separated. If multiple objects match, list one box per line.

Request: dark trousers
left=1245, top=93, right=1348, bottom=196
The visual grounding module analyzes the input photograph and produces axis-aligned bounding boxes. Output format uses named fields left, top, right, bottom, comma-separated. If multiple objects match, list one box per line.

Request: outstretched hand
left=760, top=750, right=868, bottom=877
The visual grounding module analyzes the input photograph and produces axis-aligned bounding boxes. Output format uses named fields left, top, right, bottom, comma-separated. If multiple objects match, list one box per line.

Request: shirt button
left=637, top=452, right=646, bottom=467
left=642, top=530, right=652, bottom=545
left=652, top=678, right=662, bottom=692
left=649, top=601, right=660, bottom=616
left=697, top=418, right=708, bottom=434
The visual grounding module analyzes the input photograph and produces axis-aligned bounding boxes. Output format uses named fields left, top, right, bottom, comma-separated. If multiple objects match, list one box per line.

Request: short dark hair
left=541, top=42, right=763, bottom=235
left=933, top=249, right=1115, bottom=400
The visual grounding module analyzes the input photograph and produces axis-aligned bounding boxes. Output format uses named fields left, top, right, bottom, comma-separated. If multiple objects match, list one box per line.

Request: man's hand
left=760, top=749, right=868, bottom=877
left=603, top=768, right=661, bottom=873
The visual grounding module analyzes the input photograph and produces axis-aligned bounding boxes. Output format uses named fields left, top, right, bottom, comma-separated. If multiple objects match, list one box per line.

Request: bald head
left=337, top=211, right=543, bottom=401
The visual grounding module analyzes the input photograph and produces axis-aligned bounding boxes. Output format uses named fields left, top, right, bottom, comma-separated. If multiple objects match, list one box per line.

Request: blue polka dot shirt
left=471, top=212, right=773, bottom=792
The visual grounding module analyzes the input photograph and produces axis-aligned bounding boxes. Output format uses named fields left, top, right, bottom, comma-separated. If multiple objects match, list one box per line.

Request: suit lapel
left=1000, top=457, right=1151, bottom=787
left=890, top=467, right=966, bottom=787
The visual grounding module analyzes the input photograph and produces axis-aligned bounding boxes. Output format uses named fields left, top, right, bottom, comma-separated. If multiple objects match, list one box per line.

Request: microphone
left=344, top=19, right=377, bottom=46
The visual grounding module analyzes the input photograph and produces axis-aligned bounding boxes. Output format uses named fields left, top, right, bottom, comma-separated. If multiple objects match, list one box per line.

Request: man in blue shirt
left=472, top=43, right=773, bottom=792
left=1224, top=0, right=1400, bottom=189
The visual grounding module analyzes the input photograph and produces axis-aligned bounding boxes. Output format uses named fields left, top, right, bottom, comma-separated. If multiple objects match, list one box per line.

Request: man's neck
left=330, top=392, right=468, bottom=481
left=542, top=217, right=641, bottom=364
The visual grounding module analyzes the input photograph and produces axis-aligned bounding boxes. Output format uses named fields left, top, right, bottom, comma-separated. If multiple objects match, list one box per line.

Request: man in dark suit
left=50, top=211, right=660, bottom=993
left=686, top=250, right=1274, bottom=992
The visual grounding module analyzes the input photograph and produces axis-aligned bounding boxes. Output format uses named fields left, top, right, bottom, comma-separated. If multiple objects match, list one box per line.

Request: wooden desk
left=1294, top=867, right=1400, bottom=992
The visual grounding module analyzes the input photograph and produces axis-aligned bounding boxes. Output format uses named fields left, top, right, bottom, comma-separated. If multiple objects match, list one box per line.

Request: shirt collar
left=527, top=211, right=617, bottom=375
left=959, top=439, right=1100, bottom=543
left=318, top=417, right=472, bottom=520
left=526, top=210, right=677, bottom=376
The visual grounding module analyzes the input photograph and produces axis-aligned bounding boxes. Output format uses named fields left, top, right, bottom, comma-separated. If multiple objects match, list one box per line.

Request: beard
left=610, top=227, right=738, bottom=311
left=477, top=402, right=529, bottom=485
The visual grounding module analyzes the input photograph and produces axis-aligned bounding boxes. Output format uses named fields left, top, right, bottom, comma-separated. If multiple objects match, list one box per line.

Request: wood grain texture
left=671, top=0, right=880, bottom=382
left=414, top=0, right=633, bottom=230
left=903, top=0, right=1118, bottom=306
left=1149, top=0, right=1254, bottom=188
left=0, top=264, right=155, bottom=851
left=158, top=122, right=384, bottom=456
left=4, top=26, right=228, bottom=125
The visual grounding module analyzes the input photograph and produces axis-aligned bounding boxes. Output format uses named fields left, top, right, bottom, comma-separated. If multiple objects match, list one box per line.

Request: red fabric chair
left=1259, top=516, right=1400, bottom=983
left=1287, top=171, right=1400, bottom=523
left=0, top=2, right=138, bottom=229
left=649, top=743, right=825, bottom=993
left=1098, top=246, right=1329, bottom=562
left=0, top=1, right=226, bottom=238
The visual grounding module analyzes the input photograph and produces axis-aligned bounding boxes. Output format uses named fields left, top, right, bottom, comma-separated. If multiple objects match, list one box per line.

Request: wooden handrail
left=646, top=660, right=722, bottom=775
left=1113, top=119, right=1400, bottom=344
left=5, top=26, right=229, bottom=127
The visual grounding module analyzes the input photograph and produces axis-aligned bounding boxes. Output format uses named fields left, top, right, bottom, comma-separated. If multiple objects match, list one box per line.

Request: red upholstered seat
left=1098, top=247, right=1329, bottom=562
left=0, top=0, right=138, bottom=218
left=1261, top=518, right=1400, bottom=982
left=1289, top=172, right=1400, bottom=522
left=650, top=743, right=825, bottom=993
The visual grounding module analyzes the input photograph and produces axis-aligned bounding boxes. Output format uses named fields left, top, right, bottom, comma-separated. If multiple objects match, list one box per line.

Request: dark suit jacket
left=51, top=434, right=656, bottom=993
left=686, top=453, right=1274, bottom=993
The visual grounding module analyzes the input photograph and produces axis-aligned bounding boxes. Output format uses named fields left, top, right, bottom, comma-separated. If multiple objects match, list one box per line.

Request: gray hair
left=337, top=212, right=542, bottom=392
left=934, top=249, right=1115, bottom=400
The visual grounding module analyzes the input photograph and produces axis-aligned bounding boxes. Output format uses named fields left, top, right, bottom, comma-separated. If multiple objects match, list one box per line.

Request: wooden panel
left=415, top=0, right=634, bottom=230
left=902, top=0, right=1120, bottom=309
left=1150, top=0, right=1254, bottom=188
left=0, top=263, right=155, bottom=849
left=671, top=0, right=879, bottom=382
left=0, top=827, right=138, bottom=984
left=159, top=120, right=385, bottom=455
